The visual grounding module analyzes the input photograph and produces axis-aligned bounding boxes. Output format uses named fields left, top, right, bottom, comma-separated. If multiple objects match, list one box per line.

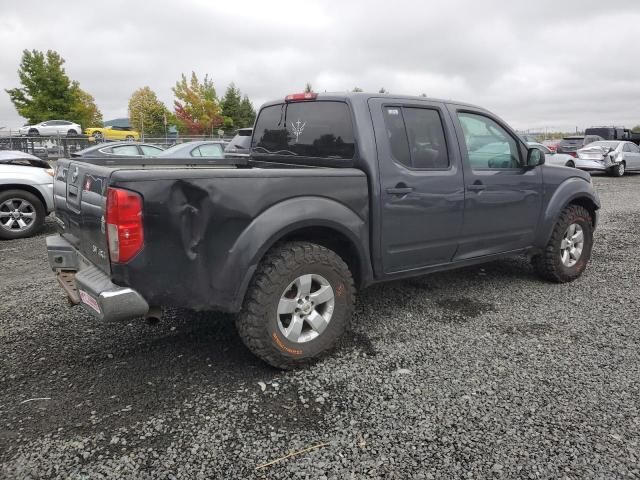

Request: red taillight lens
left=105, top=187, right=143, bottom=263
left=569, top=152, right=577, bottom=158
left=285, top=92, right=318, bottom=102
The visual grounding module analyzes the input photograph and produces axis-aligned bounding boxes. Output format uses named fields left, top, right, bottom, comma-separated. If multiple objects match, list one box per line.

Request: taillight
left=105, top=187, right=143, bottom=263
left=569, top=152, right=577, bottom=158
left=285, top=92, right=318, bottom=102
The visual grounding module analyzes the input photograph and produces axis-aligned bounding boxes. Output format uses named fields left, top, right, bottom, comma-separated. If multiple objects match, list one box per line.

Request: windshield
left=252, top=101, right=355, bottom=160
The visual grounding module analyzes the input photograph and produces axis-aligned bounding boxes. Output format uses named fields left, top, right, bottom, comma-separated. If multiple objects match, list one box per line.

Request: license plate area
left=79, top=289, right=102, bottom=314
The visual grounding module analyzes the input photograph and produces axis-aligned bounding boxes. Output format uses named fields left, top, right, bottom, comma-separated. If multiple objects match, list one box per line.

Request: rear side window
left=195, top=144, right=224, bottom=157
left=382, top=106, right=449, bottom=169
left=140, top=145, right=162, bottom=156
left=252, top=101, right=355, bottom=160
left=111, top=145, right=139, bottom=156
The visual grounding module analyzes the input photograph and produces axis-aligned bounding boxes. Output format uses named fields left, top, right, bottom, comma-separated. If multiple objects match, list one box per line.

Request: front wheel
left=236, top=241, right=355, bottom=369
left=67, top=129, right=77, bottom=136
left=125, top=135, right=135, bottom=141
left=532, top=204, right=593, bottom=283
left=609, top=162, right=625, bottom=177
left=0, top=190, right=45, bottom=240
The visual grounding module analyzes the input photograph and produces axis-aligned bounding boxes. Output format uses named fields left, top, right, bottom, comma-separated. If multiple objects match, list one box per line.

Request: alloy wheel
left=0, top=198, right=36, bottom=232
left=560, top=223, right=584, bottom=267
left=277, top=274, right=335, bottom=343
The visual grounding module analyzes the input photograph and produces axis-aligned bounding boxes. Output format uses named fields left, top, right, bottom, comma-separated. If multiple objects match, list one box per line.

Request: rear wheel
left=0, top=190, right=45, bottom=240
left=609, top=161, right=625, bottom=177
left=67, top=129, right=77, bottom=136
left=532, top=204, right=593, bottom=283
left=236, top=241, right=355, bottom=369
left=28, top=128, right=39, bottom=136
left=93, top=131, right=104, bottom=142
left=125, top=135, right=135, bottom=141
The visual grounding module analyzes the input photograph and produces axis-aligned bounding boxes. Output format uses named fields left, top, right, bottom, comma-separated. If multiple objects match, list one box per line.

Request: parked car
left=527, top=142, right=576, bottom=167
left=542, top=139, right=560, bottom=153
left=71, top=142, right=164, bottom=158
left=556, top=135, right=603, bottom=156
left=18, top=120, right=82, bottom=137
left=85, top=126, right=140, bottom=142
left=156, top=141, right=226, bottom=159
left=47, top=92, right=600, bottom=369
left=576, top=140, right=640, bottom=176
left=224, top=128, right=253, bottom=155
left=0, top=150, right=54, bottom=239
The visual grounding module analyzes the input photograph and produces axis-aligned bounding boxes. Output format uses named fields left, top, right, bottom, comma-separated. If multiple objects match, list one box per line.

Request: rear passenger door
left=448, top=107, right=543, bottom=259
left=623, top=142, right=640, bottom=170
left=370, top=98, right=465, bottom=274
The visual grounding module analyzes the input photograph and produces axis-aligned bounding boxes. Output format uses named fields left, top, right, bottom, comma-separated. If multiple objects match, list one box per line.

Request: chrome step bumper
left=46, top=235, right=149, bottom=322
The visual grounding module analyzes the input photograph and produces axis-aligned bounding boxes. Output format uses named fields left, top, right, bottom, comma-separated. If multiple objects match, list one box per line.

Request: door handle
left=386, top=186, right=414, bottom=195
left=467, top=183, right=486, bottom=192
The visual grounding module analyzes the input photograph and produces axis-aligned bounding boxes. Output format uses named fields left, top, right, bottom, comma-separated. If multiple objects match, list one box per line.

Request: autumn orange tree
left=172, top=72, right=222, bottom=135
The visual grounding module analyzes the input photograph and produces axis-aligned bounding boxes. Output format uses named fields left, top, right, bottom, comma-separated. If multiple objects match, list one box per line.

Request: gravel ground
left=1, top=174, right=639, bottom=479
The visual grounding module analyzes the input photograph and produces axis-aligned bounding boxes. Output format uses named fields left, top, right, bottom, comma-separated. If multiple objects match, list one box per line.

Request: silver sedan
left=576, top=141, right=640, bottom=177
left=527, top=142, right=577, bottom=168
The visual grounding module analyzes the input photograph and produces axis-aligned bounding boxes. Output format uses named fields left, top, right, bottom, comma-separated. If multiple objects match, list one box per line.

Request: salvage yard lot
left=1, top=175, right=639, bottom=479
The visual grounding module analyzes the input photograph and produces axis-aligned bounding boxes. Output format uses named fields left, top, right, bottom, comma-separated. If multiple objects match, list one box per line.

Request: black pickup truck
left=47, top=92, right=600, bottom=368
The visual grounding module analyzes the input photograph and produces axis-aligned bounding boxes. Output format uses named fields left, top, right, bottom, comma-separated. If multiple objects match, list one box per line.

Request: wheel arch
left=0, top=184, right=48, bottom=212
left=536, top=178, right=600, bottom=249
left=213, top=196, right=371, bottom=313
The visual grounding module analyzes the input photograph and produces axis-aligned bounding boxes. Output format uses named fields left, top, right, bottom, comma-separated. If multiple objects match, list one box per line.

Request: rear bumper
left=46, top=235, right=149, bottom=321
left=575, top=158, right=617, bottom=171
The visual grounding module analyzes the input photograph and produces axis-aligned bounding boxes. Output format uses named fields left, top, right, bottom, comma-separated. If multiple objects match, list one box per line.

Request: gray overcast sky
left=1, top=0, right=639, bottom=131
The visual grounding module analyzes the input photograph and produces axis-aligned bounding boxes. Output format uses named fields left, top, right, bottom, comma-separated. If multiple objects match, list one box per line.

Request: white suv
left=19, top=120, right=82, bottom=137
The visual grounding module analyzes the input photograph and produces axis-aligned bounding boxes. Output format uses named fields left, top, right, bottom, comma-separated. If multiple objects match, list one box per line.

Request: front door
left=623, top=142, right=640, bottom=170
left=448, top=107, right=543, bottom=260
left=370, top=98, right=465, bottom=274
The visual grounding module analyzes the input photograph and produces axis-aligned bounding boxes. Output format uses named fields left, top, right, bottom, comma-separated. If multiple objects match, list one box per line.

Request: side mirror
left=527, top=147, right=545, bottom=167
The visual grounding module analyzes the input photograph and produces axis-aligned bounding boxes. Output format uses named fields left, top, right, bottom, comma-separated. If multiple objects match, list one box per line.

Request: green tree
left=172, top=72, right=222, bottom=135
left=69, top=86, right=102, bottom=128
left=304, top=82, right=313, bottom=93
left=5, top=49, right=102, bottom=128
left=238, top=95, right=256, bottom=128
left=128, top=86, right=168, bottom=137
left=220, top=83, right=242, bottom=129
left=352, top=87, right=363, bottom=92
left=632, top=125, right=640, bottom=133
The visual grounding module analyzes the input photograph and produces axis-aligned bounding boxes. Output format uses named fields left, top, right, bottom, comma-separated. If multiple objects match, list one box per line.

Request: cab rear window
left=252, top=101, right=355, bottom=161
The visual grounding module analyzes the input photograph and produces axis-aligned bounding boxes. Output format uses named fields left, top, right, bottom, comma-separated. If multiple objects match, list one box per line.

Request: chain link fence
left=0, top=131, right=236, bottom=160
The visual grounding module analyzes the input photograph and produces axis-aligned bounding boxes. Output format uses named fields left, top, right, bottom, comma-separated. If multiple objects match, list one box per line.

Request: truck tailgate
left=54, top=159, right=112, bottom=273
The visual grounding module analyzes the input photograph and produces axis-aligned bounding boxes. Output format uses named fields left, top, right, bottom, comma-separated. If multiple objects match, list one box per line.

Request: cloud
left=1, top=0, right=639, bottom=131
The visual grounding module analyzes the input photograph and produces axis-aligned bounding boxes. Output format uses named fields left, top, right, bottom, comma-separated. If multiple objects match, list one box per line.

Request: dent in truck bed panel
left=109, top=170, right=369, bottom=312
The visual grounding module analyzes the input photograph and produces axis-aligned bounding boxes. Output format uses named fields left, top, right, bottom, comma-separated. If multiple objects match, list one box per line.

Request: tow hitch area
left=57, top=271, right=80, bottom=304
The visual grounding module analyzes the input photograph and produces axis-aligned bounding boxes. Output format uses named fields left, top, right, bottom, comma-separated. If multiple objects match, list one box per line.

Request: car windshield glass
left=252, top=101, right=355, bottom=159
left=228, top=134, right=251, bottom=149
